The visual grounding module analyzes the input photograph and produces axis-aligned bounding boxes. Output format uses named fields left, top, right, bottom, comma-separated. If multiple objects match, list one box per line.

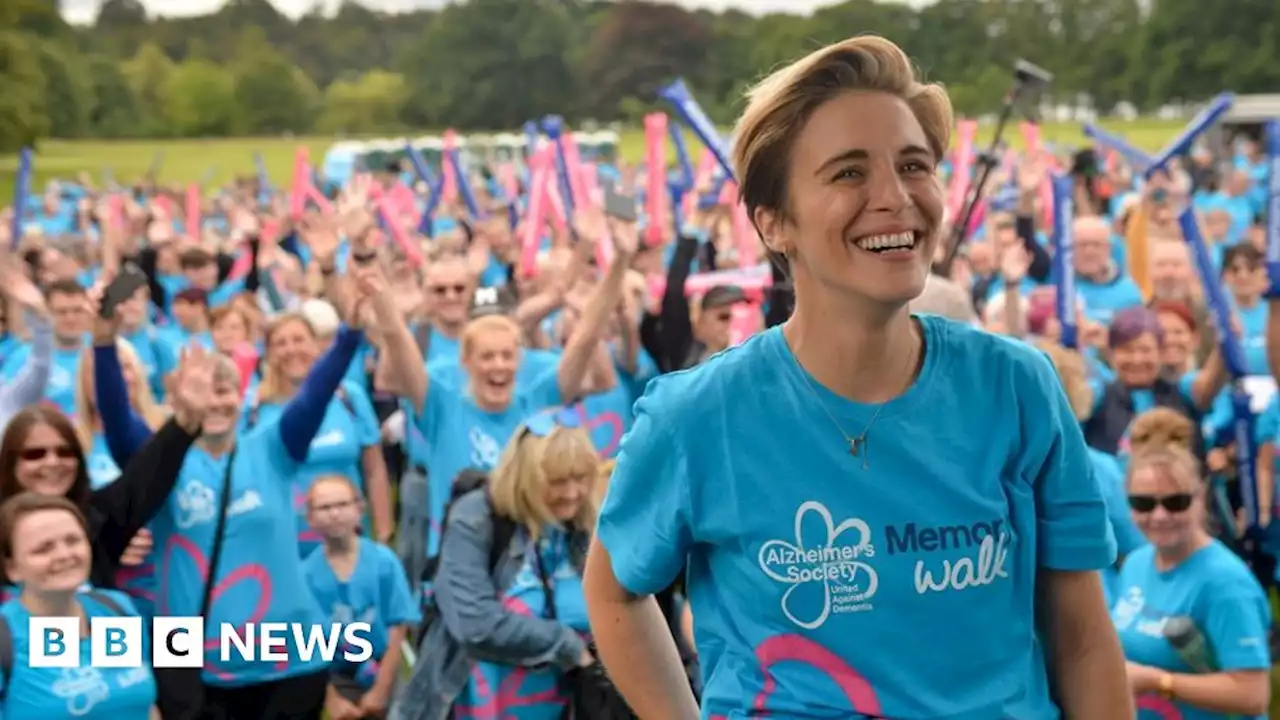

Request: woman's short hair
left=488, top=424, right=599, bottom=540
left=460, top=315, right=521, bottom=361
left=1127, top=444, right=1203, bottom=495
left=732, top=35, right=953, bottom=264
left=0, top=492, right=88, bottom=562
left=1109, top=306, right=1164, bottom=349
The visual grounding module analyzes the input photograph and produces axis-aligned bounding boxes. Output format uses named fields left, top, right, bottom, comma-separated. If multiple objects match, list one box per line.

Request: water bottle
left=1163, top=616, right=1217, bottom=673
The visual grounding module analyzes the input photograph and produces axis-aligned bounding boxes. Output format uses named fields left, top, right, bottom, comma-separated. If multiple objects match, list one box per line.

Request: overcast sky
left=60, top=0, right=931, bottom=25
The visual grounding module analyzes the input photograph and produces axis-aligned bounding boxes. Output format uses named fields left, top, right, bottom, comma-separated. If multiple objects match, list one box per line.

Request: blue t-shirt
left=301, top=537, right=419, bottom=688
left=1112, top=541, right=1271, bottom=720
left=1235, top=299, right=1268, bottom=376
left=1076, top=273, right=1144, bottom=326
left=0, top=590, right=156, bottom=719
left=244, top=383, right=382, bottom=557
left=121, top=326, right=177, bottom=403
left=596, top=317, right=1117, bottom=718
left=415, top=369, right=562, bottom=553
left=147, top=423, right=330, bottom=686
left=454, top=528, right=589, bottom=718
left=0, top=344, right=81, bottom=419
left=1090, top=449, right=1147, bottom=608
left=86, top=432, right=123, bottom=490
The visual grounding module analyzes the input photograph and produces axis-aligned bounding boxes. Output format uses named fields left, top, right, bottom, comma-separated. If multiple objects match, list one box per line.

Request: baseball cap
left=701, top=285, right=747, bottom=311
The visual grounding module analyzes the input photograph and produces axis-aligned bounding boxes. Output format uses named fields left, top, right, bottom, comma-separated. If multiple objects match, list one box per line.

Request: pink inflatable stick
left=644, top=113, right=668, bottom=246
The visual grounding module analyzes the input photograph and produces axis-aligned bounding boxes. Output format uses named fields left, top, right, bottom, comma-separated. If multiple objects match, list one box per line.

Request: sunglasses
left=431, top=284, right=467, bottom=297
left=19, top=446, right=76, bottom=462
left=523, top=406, right=584, bottom=438
left=1128, top=493, right=1193, bottom=514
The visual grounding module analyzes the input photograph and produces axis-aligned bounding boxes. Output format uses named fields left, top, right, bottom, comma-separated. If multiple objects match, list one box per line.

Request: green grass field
left=0, top=118, right=1187, bottom=202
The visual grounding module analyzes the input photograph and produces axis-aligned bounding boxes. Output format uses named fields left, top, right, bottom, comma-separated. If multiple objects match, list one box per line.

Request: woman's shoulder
left=1195, top=541, right=1266, bottom=596
left=637, top=327, right=779, bottom=418
left=79, top=588, right=140, bottom=617
left=921, top=315, right=1053, bottom=376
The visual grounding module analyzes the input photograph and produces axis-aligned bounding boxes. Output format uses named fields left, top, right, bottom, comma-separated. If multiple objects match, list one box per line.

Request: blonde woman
left=370, top=215, right=634, bottom=556
left=393, top=407, right=600, bottom=719
left=585, top=35, right=1129, bottom=718
left=246, top=312, right=393, bottom=553
left=1113, top=446, right=1271, bottom=717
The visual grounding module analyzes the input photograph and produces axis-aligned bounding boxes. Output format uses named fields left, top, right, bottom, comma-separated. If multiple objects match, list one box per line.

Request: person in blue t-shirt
left=145, top=317, right=364, bottom=719
left=1113, top=445, right=1271, bottom=718
left=366, top=225, right=631, bottom=553
left=302, top=475, right=418, bottom=720
left=243, top=312, right=391, bottom=552
left=0, top=492, right=158, bottom=719
left=585, top=36, right=1130, bottom=719
left=1, top=279, right=91, bottom=419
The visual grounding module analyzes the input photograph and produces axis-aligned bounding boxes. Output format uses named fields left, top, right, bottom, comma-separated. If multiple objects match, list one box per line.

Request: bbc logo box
left=29, top=616, right=205, bottom=668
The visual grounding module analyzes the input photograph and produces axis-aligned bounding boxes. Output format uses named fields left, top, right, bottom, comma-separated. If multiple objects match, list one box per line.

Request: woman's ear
left=752, top=206, right=785, bottom=256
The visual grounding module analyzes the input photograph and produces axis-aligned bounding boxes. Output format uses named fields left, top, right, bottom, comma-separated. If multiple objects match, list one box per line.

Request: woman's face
left=1112, top=332, right=1162, bottom=387
left=463, top=328, right=519, bottom=409
left=543, top=470, right=592, bottom=523
left=268, top=319, right=319, bottom=384
left=305, top=479, right=362, bottom=539
left=1129, top=464, right=1200, bottom=554
left=769, top=90, right=943, bottom=307
left=211, top=313, right=248, bottom=352
left=14, top=423, right=79, bottom=497
left=201, top=379, right=242, bottom=436
left=1157, top=313, right=1195, bottom=371
left=5, top=509, right=91, bottom=593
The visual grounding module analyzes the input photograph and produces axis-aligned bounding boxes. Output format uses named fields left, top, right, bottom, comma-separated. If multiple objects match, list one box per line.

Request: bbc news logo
left=28, top=617, right=374, bottom=668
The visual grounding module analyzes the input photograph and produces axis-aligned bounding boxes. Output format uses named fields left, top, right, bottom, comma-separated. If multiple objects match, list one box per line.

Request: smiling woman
left=585, top=34, right=1133, bottom=719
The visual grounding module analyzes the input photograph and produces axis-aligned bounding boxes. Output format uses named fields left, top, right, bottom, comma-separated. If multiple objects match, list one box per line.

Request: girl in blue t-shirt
left=0, top=492, right=158, bottom=719
left=1113, top=445, right=1271, bottom=719
left=302, top=475, right=419, bottom=720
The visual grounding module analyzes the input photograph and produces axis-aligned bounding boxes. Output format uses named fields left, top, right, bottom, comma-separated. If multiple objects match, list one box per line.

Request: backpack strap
left=0, top=615, right=11, bottom=701
left=84, top=590, right=127, bottom=617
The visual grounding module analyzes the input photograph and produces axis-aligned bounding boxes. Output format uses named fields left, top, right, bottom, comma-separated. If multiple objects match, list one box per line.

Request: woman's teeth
left=854, top=232, right=917, bottom=253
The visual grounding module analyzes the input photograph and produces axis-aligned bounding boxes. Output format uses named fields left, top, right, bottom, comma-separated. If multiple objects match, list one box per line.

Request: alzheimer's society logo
left=51, top=667, right=110, bottom=717
left=469, top=426, right=501, bottom=468
left=758, top=501, right=878, bottom=630
left=176, top=481, right=217, bottom=528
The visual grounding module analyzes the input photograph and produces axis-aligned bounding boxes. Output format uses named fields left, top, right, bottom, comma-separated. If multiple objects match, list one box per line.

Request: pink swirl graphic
left=567, top=401, right=624, bottom=457
left=1136, top=694, right=1183, bottom=720
left=162, top=533, right=285, bottom=681
left=709, top=634, right=882, bottom=719
left=115, top=563, right=156, bottom=605
left=452, top=595, right=568, bottom=717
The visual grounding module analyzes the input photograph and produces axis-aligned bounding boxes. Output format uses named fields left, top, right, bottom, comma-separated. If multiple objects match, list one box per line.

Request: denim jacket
left=389, top=489, right=588, bottom=720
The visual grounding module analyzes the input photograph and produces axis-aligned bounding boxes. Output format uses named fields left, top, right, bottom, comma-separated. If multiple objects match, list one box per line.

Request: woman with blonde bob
left=392, top=407, right=600, bottom=719
left=585, top=35, right=1130, bottom=718
left=1112, top=445, right=1271, bottom=717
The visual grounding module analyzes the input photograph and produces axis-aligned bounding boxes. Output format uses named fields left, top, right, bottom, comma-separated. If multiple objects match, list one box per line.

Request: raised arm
left=557, top=213, right=636, bottom=403
left=0, top=266, right=53, bottom=424
left=355, top=264, right=427, bottom=416
left=278, top=324, right=365, bottom=462
left=90, top=350, right=211, bottom=565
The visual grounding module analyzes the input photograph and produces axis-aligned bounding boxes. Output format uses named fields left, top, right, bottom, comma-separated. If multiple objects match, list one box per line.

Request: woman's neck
left=199, top=432, right=236, bottom=457
left=22, top=588, right=79, bottom=618
left=1154, top=533, right=1211, bottom=571
left=433, top=317, right=463, bottom=338
left=323, top=534, right=357, bottom=556
left=784, top=283, right=921, bottom=403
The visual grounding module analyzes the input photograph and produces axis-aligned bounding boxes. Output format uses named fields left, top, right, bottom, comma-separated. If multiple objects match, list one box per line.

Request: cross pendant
left=849, top=438, right=862, bottom=457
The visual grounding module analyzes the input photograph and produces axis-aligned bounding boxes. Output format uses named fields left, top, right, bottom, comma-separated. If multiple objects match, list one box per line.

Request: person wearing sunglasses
left=1112, top=445, right=1271, bottom=718
left=0, top=349, right=212, bottom=601
left=392, top=406, right=600, bottom=720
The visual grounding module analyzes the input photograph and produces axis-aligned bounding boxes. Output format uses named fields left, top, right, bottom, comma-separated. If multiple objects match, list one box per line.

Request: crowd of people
left=0, top=32, right=1274, bottom=720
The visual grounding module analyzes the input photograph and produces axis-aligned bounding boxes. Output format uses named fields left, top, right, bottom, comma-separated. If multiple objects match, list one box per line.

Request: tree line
left=1, top=0, right=1278, bottom=152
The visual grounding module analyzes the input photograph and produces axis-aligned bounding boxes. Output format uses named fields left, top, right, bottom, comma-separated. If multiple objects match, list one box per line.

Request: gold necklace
left=797, top=335, right=919, bottom=470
